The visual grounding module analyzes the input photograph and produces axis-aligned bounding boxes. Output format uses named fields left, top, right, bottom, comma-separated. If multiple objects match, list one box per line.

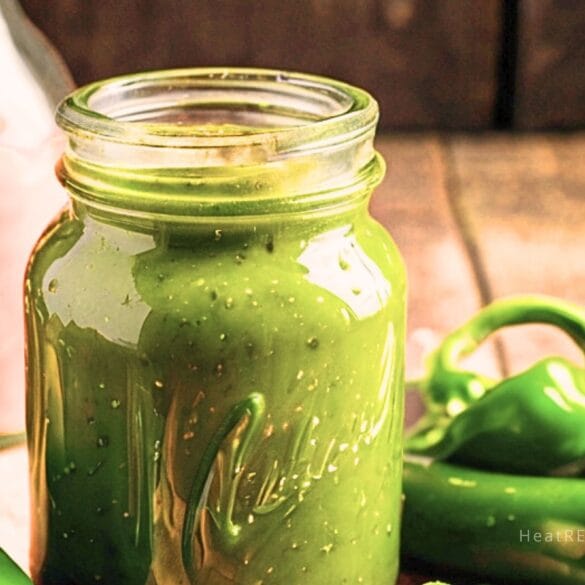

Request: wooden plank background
left=515, top=0, right=585, bottom=129
left=19, top=0, right=585, bottom=130
left=19, top=0, right=502, bottom=130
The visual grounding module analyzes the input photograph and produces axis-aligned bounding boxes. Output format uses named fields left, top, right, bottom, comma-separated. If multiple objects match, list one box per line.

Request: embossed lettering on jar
left=25, top=68, right=406, bottom=585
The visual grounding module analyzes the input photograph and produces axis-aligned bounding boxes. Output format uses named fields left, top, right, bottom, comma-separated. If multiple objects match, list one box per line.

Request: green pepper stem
left=437, top=295, right=585, bottom=371
left=0, top=432, right=26, bottom=451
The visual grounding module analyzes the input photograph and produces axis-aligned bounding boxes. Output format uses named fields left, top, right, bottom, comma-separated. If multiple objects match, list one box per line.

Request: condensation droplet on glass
left=87, top=461, right=103, bottom=477
left=154, top=379, right=164, bottom=390
left=320, top=543, right=333, bottom=554
left=266, top=235, right=274, bottom=253
left=306, top=336, right=319, bottom=349
left=63, top=461, right=76, bottom=475
left=224, top=297, right=234, bottom=309
left=214, top=229, right=223, bottom=240
left=296, top=370, right=304, bottom=380
left=96, top=436, right=109, bottom=448
left=111, top=399, right=121, bottom=409
left=340, top=308, right=351, bottom=324
left=48, top=278, right=58, bottom=293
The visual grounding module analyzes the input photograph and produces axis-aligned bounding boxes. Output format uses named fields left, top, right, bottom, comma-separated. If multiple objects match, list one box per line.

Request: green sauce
left=26, top=68, right=406, bottom=585
left=26, top=206, right=405, bottom=584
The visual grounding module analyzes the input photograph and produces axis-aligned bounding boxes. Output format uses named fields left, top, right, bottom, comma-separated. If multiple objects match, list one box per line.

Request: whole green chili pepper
left=402, top=295, right=585, bottom=584
left=402, top=457, right=585, bottom=585
left=406, top=295, right=585, bottom=475
left=0, top=548, right=32, bottom=585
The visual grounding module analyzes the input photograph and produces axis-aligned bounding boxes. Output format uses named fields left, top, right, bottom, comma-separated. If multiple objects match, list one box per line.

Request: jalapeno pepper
left=402, top=295, right=585, bottom=584
left=403, top=457, right=585, bottom=585
left=0, top=549, right=32, bottom=585
left=406, top=295, right=585, bottom=475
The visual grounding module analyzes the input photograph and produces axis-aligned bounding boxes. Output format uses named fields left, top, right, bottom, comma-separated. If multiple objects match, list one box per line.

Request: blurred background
left=15, top=0, right=585, bottom=131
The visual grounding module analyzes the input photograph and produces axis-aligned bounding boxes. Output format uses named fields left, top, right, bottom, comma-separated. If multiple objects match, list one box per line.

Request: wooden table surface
left=1, top=132, right=583, bottom=584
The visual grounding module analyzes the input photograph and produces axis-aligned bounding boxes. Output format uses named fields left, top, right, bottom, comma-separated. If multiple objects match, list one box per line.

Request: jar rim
left=56, top=67, right=378, bottom=152
left=56, top=68, right=384, bottom=219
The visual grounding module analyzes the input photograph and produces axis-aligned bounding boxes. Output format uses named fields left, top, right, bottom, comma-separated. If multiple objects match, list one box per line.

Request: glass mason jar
left=25, top=68, right=406, bottom=585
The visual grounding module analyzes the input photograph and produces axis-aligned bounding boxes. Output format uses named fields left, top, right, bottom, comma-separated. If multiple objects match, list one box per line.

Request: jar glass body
left=25, top=69, right=406, bottom=585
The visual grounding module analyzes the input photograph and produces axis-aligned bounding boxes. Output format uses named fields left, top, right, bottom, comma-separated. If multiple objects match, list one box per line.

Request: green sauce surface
left=26, top=204, right=405, bottom=585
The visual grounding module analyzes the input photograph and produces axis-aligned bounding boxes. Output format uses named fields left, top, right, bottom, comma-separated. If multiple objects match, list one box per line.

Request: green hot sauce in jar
left=25, top=69, right=406, bottom=585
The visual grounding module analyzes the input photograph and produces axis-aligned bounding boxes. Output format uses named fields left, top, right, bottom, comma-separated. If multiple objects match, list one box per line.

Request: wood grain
left=515, top=0, right=585, bottom=129
left=18, top=0, right=501, bottom=130
left=447, top=133, right=585, bottom=373
left=371, top=136, right=501, bottom=425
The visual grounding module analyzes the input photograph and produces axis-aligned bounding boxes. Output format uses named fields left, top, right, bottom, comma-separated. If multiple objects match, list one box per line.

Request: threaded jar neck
left=56, top=68, right=384, bottom=219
